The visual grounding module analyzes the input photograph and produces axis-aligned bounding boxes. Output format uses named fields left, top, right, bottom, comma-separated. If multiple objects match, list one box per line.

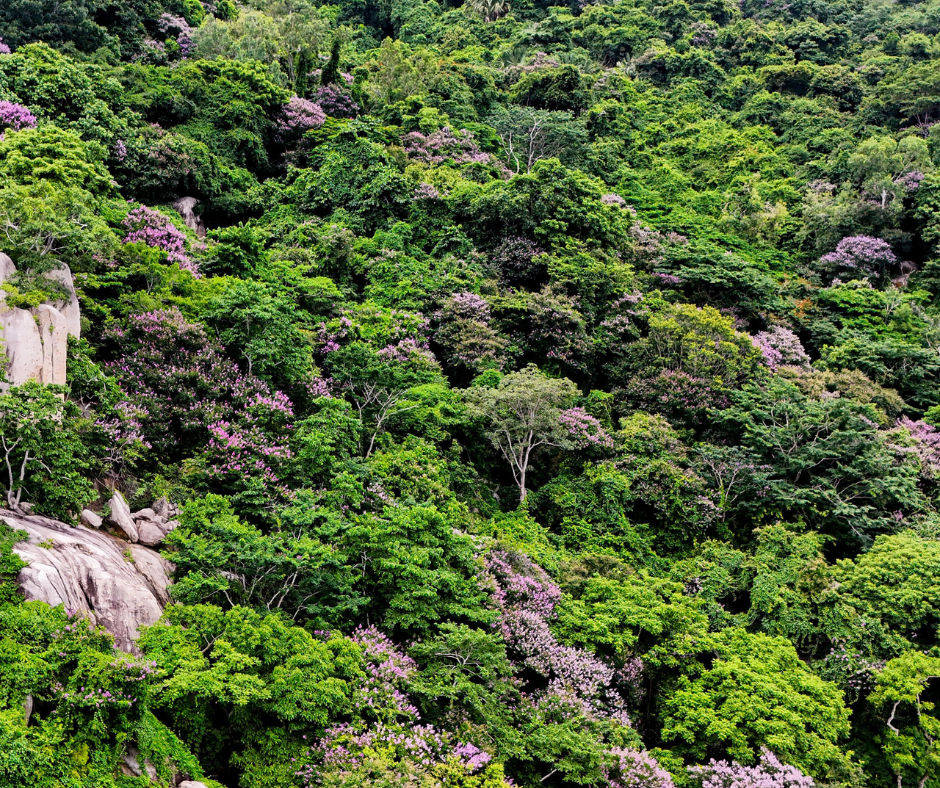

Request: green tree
left=661, top=628, right=851, bottom=776
left=465, top=365, right=578, bottom=502
left=0, top=383, right=92, bottom=519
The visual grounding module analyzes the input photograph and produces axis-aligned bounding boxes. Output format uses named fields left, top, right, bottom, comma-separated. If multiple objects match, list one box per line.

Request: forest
left=1, top=0, right=940, bottom=785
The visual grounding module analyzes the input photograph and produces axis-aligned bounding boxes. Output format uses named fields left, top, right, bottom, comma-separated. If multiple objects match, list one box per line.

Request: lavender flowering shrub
left=276, top=96, right=327, bottom=138
left=751, top=327, right=810, bottom=372
left=105, top=309, right=295, bottom=504
left=0, top=101, right=37, bottom=132
left=122, top=205, right=197, bottom=274
left=818, top=236, right=897, bottom=282
left=604, top=749, right=676, bottom=788
left=315, top=83, right=359, bottom=118
left=434, top=292, right=507, bottom=372
left=688, top=748, right=814, bottom=788
left=403, top=127, right=493, bottom=167
left=296, top=627, right=506, bottom=786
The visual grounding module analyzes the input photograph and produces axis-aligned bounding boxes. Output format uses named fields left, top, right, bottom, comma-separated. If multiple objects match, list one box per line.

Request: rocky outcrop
left=6, top=509, right=173, bottom=653
left=173, top=197, right=207, bottom=239
left=106, top=492, right=180, bottom=546
left=0, top=252, right=81, bottom=389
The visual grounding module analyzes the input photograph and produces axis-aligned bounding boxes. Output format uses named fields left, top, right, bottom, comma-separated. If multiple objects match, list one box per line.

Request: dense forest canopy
left=2, top=0, right=940, bottom=785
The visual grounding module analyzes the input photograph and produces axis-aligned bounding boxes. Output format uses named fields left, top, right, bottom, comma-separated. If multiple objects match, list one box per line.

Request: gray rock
left=80, top=509, right=102, bottom=528
left=136, top=520, right=166, bottom=547
left=107, top=491, right=139, bottom=543
left=0, top=302, right=46, bottom=385
left=173, top=196, right=207, bottom=238
left=179, top=782, right=209, bottom=788
left=0, top=254, right=79, bottom=388
left=132, top=507, right=157, bottom=521
left=153, top=497, right=170, bottom=519
left=120, top=746, right=158, bottom=781
left=18, top=502, right=33, bottom=515
left=7, top=509, right=172, bottom=653
left=42, top=263, right=81, bottom=340
left=34, top=304, right=68, bottom=384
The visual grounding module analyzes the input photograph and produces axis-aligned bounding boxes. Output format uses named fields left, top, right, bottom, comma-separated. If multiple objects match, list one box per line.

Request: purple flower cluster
left=122, top=205, right=197, bottom=274
left=895, top=417, right=940, bottom=477
left=0, top=100, right=38, bottom=132
left=627, top=370, right=730, bottom=423
left=894, top=170, right=925, bottom=192
left=414, top=182, right=442, bottom=201
left=157, top=13, right=193, bottom=57
left=104, top=309, right=295, bottom=499
left=377, top=337, right=435, bottom=364
left=314, top=83, right=359, bottom=118
left=485, top=549, right=635, bottom=727
left=350, top=626, right=420, bottom=721
left=0, top=38, right=10, bottom=55
left=297, top=627, right=493, bottom=785
left=751, top=327, right=810, bottom=372
left=403, top=127, right=492, bottom=167
left=559, top=407, right=614, bottom=449
left=528, top=288, right=592, bottom=370
left=276, top=96, right=327, bottom=138
left=434, top=292, right=507, bottom=370
left=604, top=748, right=676, bottom=788
left=819, top=236, right=896, bottom=281
left=688, top=748, right=814, bottom=788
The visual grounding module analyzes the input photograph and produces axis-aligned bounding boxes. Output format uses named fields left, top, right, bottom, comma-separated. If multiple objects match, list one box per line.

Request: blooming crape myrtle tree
left=687, top=748, right=815, bottom=788
left=0, top=100, right=36, bottom=134
left=817, top=236, right=898, bottom=284
left=122, top=204, right=198, bottom=275
left=483, top=548, right=643, bottom=785
left=464, top=365, right=579, bottom=502
left=296, top=626, right=511, bottom=788
left=104, top=309, right=296, bottom=510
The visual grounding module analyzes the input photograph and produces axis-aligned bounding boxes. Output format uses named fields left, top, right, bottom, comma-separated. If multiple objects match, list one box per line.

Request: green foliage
left=0, top=383, right=93, bottom=520
left=661, top=628, right=851, bottom=777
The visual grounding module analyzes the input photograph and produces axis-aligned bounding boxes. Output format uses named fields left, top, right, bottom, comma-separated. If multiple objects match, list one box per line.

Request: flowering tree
left=122, top=205, right=197, bottom=275
left=314, top=83, right=359, bottom=118
left=605, top=749, right=676, bottom=788
left=465, top=365, right=579, bottom=501
left=402, top=127, right=492, bottom=167
left=276, top=95, right=326, bottom=140
left=751, top=327, right=810, bottom=372
left=818, top=236, right=897, bottom=282
left=434, top=292, right=507, bottom=373
left=297, top=627, right=509, bottom=787
left=687, top=748, right=814, bottom=788
left=105, top=309, right=294, bottom=508
left=0, top=101, right=37, bottom=133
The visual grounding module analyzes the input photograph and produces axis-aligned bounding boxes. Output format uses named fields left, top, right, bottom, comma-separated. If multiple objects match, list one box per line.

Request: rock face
left=6, top=509, right=172, bottom=654
left=173, top=196, right=207, bottom=238
left=106, top=491, right=180, bottom=546
left=0, top=252, right=81, bottom=389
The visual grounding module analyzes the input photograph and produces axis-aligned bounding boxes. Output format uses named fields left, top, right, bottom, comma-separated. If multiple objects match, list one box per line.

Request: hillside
left=1, top=0, right=940, bottom=785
